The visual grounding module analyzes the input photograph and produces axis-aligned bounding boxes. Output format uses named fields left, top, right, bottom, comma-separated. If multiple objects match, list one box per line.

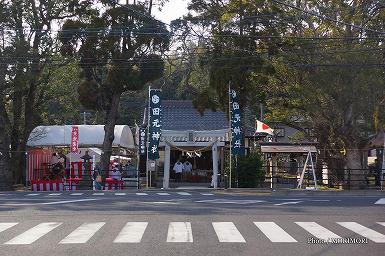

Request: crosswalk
left=0, top=221, right=384, bottom=245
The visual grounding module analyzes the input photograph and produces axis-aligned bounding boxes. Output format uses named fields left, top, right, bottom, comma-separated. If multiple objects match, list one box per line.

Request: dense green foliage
left=234, top=153, right=264, bottom=188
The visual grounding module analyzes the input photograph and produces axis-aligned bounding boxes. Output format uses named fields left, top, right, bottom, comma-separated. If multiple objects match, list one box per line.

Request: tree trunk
left=0, top=101, right=12, bottom=190
left=10, top=80, right=23, bottom=184
left=100, top=92, right=121, bottom=173
left=345, top=148, right=367, bottom=189
left=13, top=53, right=42, bottom=185
left=0, top=146, right=11, bottom=191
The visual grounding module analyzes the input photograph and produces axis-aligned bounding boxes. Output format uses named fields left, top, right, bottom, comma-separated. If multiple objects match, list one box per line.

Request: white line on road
left=377, top=222, right=385, bottom=227
left=59, top=222, right=105, bottom=244
left=374, top=198, right=385, bottom=205
left=275, top=199, right=304, bottom=201
left=92, top=193, right=104, bottom=196
left=25, top=193, right=40, bottom=196
left=196, top=199, right=265, bottom=204
left=296, top=222, right=340, bottom=240
left=115, top=193, right=126, bottom=196
left=2, top=199, right=98, bottom=206
left=274, top=201, right=303, bottom=206
left=176, top=192, right=191, bottom=196
left=142, top=201, right=180, bottom=205
left=157, top=193, right=170, bottom=196
left=114, top=222, right=148, bottom=243
left=70, top=193, right=83, bottom=196
left=337, top=222, right=385, bottom=243
left=167, top=222, right=193, bottom=242
left=48, top=193, right=62, bottom=196
left=254, top=222, right=297, bottom=242
left=0, top=223, right=18, bottom=233
left=5, top=222, right=62, bottom=245
left=136, top=193, right=148, bottom=196
left=212, top=222, right=246, bottom=243
left=200, top=193, right=214, bottom=196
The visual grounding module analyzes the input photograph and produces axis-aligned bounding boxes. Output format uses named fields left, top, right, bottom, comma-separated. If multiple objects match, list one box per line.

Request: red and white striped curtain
left=27, top=149, right=54, bottom=182
left=70, top=162, right=93, bottom=179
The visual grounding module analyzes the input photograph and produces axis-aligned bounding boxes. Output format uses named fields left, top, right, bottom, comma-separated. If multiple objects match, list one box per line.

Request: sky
left=151, top=0, right=189, bottom=25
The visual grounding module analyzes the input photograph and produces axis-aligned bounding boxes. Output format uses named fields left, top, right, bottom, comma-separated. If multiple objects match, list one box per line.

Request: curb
left=271, top=189, right=385, bottom=196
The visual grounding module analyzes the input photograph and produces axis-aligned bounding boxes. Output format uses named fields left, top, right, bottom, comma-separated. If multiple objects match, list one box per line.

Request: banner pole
left=380, top=134, right=385, bottom=190
left=136, top=123, right=140, bottom=189
left=68, top=126, right=71, bottom=170
left=146, top=86, right=151, bottom=189
left=228, top=81, right=232, bottom=189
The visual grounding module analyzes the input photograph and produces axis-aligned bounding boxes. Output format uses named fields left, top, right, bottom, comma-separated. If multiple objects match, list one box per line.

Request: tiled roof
left=162, top=100, right=229, bottom=131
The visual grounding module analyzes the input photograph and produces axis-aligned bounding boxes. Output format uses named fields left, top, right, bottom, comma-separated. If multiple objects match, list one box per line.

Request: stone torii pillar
left=163, top=144, right=170, bottom=189
left=212, top=140, right=218, bottom=188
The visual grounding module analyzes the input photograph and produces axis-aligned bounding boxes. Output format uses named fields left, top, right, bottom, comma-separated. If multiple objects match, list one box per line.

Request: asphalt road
left=0, top=190, right=384, bottom=256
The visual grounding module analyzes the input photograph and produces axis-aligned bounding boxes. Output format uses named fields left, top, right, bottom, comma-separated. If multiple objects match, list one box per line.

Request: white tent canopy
left=27, top=125, right=135, bottom=149
left=66, top=148, right=102, bottom=162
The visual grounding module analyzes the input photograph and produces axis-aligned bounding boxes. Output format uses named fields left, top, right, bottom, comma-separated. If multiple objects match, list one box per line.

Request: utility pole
left=149, top=0, right=153, bottom=14
left=81, top=112, right=91, bottom=125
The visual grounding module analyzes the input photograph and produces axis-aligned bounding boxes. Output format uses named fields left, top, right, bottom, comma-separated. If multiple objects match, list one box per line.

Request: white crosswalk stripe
left=0, top=223, right=18, bottom=233
left=114, top=222, right=148, bottom=243
left=25, top=193, right=40, bottom=196
left=92, top=193, right=104, bottom=196
left=296, top=222, right=340, bottom=240
left=48, top=193, right=62, bottom=196
left=157, top=193, right=170, bottom=196
left=176, top=192, right=191, bottom=196
left=212, top=222, right=246, bottom=243
left=377, top=222, right=385, bottom=227
left=254, top=222, right=297, bottom=242
left=70, top=193, right=83, bottom=196
left=337, top=222, right=385, bottom=243
left=115, top=193, right=126, bottom=196
left=374, top=198, right=385, bottom=205
left=59, top=222, right=105, bottom=244
left=136, top=193, right=148, bottom=196
left=5, top=222, right=62, bottom=245
left=167, top=222, right=193, bottom=242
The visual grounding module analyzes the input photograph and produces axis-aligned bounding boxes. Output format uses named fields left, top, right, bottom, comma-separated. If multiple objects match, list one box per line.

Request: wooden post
left=146, top=86, right=151, bottom=189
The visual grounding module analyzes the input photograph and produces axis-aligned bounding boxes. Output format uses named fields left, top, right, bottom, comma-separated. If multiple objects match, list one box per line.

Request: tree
left=0, top=0, right=93, bottom=188
left=37, top=61, right=83, bottom=125
left=176, top=0, right=385, bottom=187
left=175, top=1, right=288, bottom=112
left=59, top=1, right=170, bottom=171
left=263, top=0, right=385, bottom=187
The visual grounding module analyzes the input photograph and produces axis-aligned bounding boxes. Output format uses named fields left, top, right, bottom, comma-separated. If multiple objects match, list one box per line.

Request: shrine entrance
left=159, top=129, right=228, bottom=188
left=170, top=150, right=214, bottom=184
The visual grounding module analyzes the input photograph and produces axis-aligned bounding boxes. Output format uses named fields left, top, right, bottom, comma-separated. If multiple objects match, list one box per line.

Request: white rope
left=164, top=139, right=218, bottom=153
